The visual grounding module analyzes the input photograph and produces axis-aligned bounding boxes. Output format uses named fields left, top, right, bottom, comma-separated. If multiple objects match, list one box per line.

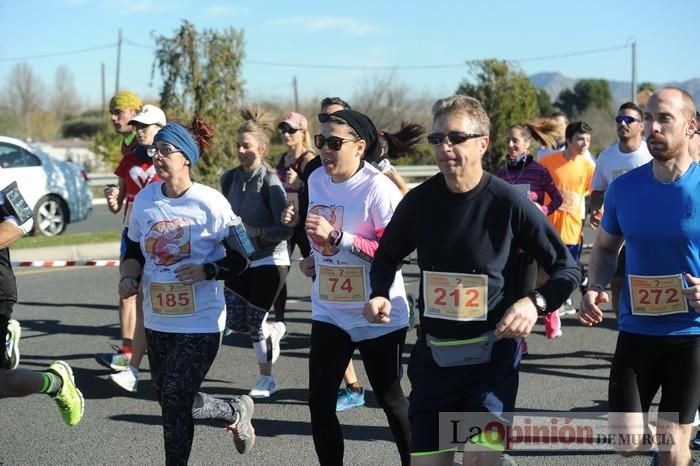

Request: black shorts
left=613, top=245, right=626, bottom=278
left=609, top=331, right=700, bottom=424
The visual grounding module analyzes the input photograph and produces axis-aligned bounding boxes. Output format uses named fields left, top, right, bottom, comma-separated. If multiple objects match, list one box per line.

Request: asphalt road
left=65, top=202, right=121, bottom=235
left=4, top=248, right=693, bottom=466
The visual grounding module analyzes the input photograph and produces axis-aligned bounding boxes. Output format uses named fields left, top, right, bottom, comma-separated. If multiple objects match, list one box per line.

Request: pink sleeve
left=350, top=227, right=385, bottom=260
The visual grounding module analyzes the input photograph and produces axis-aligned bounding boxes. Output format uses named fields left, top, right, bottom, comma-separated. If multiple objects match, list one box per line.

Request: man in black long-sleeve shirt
left=363, top=95, right=580, bottom=466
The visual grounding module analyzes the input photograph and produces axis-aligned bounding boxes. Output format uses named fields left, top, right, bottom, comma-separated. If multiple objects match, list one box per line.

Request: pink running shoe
left=544, top=310, right=562, bottom=339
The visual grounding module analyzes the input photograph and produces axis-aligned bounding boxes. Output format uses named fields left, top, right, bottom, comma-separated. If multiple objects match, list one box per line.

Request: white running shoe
left=109, top=366, right=139, bottom=393
left=6, top=319, right=21, bottom=369
left=560, top=298, right=577, bottom=316
left=270, top=322, right=286, bottom=365
left=249, top=375, right=278, bottom=399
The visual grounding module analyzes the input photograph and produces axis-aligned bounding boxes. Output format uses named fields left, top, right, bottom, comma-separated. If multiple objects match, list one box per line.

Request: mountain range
left=529, top=72, right=700, bottom=105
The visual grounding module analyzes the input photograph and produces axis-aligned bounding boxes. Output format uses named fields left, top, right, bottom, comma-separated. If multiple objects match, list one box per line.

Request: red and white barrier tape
left=12, top=260, right=120, bottom=267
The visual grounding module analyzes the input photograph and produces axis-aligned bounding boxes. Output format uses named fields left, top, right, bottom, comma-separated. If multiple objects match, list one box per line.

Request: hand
left=119, top=276, right=139, bottom=299
left=589, top=209, right=602, bottom=230
left=305, top=213, right=334, bottom=244
left=495, top=297, right=538, bottom=338
left=299, top=255, right=315, bottom=277
left=104, top=186, right=120, bottom=210
left=578, top=289, right=609, bottom=326
left=286, top=168, right=299, bottom=189
left=363, top=297, right=392, bottom=324
left=174, top=264, right=207, bottom=284
left=683, top=273, right=700, bottom=312
left=243, top=223, right=261, bottom=239
left=281, top=202, right=299, bottom=227
left=528, top=191, right=538, bottom=202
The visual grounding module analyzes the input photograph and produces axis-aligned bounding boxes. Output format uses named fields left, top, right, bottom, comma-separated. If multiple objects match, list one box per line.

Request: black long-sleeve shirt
left=370, top=172, right=580, bottom=340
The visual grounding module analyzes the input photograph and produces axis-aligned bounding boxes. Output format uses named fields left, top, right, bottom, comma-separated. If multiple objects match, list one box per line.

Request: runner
left=370, top=122, right=424, bottom=195
left=496, top=123, right=563, bottom=354
left=579, top=87, right=700, bottom=466
left=364, top=95, right=580, bottom=465
left=282, top=109, right=412, bottom=465
left=104, top=104, right=166, bottom=393
left=222, top=108, right=291, bottom=399
left=96, top=91, right=145, bottom=376
left=588, top=102, right=652, bottom=320
left=539, top=122, right=596, bottom=338
left=119, top=118, right=252, bottom=464
left=0, top=181, right=83, bottom=427
left=273, top=111, right=316, bottom=324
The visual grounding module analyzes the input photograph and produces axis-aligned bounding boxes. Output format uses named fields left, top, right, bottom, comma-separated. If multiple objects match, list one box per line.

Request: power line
left=0, top=43, right=117, bottom=62
left=511, top=44, right=629, bottom=63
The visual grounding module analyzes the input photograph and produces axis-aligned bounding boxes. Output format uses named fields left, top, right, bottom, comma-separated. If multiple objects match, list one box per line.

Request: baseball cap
left=128, top=104, right=167, bottom=127
left=281, top=112, right=308, bottom=130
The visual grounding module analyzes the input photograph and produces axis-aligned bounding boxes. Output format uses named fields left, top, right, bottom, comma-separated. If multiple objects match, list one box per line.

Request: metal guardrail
left=87, top=165, right=440, bottom=188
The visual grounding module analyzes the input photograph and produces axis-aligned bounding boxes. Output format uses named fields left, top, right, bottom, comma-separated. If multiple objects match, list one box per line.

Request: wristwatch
left=328, top=229, right=343, bottom=246
left=527, top=290, right=549, bottom=316
left=203, top=263, right=219, bottom=280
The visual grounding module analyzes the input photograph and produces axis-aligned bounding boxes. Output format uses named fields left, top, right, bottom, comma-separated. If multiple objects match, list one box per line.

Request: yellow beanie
left=109, top=91, right=142, bottom=111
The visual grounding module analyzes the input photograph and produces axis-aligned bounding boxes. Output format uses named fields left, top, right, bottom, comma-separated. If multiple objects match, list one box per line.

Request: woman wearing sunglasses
left=221, top=108, right=292, bottom=399
left=119, top=118, right=253, bottom=465
left=496, top=123, right=563, bottom=347
left=283, top=109, right=411, bottom=465
left=273, top=112, right=316, bottom=324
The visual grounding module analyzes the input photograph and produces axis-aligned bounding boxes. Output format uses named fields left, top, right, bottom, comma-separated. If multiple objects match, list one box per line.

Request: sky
left=0, top=0, right=698, bottom=110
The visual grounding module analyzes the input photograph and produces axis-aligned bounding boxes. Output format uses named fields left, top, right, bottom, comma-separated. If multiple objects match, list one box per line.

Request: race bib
left=512, top=184, right=530, bottom=196
left=559, top=189, right=583, bottom=215
left=150, top=282, right=196, bottom=316
left=423, top=271, right=488, bottom=321
left=628, top=274, right=687, bottom=316
left=318, top=265, right=366, bottom=303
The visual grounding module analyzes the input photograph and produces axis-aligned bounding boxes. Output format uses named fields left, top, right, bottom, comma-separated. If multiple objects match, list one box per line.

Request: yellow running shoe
left=48, top=361, right=85, bottom=426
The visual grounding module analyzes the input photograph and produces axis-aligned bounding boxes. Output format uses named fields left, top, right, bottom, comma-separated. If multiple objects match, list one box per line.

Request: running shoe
left=48, top=361, right=85, bottom=426
left=559, top=298, right=577, bottom=316
left=5, top=319, right=21, bottom=369
left=501, top=453, right=518, bottom=465
left=109, top=365, right=139, bottom=393
left=228, top=395, right=256, bottom=454
left=544, top=310, right=562, bottom=339
left=270, top=322, right=286, bottom=365
left=249, top=375, right=278, bottom=399
left=336, top=387, right=365, bottom=412
left=95, top=344, right=130, bottom=372
left=691, top=430, right=700, bottom=450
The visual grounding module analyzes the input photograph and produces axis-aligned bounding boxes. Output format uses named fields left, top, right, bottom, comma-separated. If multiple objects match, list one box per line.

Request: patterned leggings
left=146, top=329, right=221, bottom=466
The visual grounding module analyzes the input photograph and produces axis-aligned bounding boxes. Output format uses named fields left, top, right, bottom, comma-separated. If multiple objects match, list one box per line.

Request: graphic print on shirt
left=309, top=204, right=343, bottom=256
left=144, top=219, right=191, bottom=266
left=129, top=164, right=157, bottom=190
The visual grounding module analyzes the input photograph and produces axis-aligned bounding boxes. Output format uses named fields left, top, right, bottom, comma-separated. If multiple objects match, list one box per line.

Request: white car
left=0, top=136, right=92, bottom=236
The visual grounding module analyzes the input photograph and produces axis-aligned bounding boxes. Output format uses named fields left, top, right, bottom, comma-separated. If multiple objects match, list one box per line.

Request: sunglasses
left=615, top=115, right=641, bottom=125
left=147, top=145, right=181, bottom=158
left=427, top=131, right=484, bottom=146
left=133, top=122, right=155, bottom=131
left=313, top=134, right=359, bottom=151
left=278, top=123, right=300, bottom=134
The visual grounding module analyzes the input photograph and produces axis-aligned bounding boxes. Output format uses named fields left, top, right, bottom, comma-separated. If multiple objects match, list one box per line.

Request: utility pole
left=101, top=63, right=106, bottom=114
left=115, top=29, right=122, bottom=94
left=631, top=39, right=637, bottom=104
left=292, top=76, right=299, bottom=112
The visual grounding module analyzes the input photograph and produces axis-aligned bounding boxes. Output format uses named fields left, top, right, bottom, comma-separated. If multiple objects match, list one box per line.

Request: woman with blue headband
left=118, top=118, right=255, bottom=464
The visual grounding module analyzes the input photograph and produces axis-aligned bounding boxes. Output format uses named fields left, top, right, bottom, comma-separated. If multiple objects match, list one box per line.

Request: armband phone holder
left=1, top=181, right=32, bottom=224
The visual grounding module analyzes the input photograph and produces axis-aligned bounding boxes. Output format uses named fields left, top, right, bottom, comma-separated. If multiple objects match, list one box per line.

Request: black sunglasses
left=278, top=123, right=301, bottom=134
left=314, top=134, right=359, bottom=151
left=427, top=131, right=484, bottom=146
left=615, top=115, right=641, bottom=125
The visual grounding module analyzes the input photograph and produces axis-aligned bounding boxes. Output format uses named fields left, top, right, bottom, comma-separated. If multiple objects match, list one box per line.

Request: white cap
left=128, top=104, right=166, bottom=127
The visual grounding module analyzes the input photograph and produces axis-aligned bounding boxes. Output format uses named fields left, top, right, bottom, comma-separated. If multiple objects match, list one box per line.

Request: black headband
left=322, top=109, right=380, bottom=160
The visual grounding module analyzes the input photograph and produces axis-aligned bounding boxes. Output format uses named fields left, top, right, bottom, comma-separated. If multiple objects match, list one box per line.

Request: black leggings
left=308, top=321, right=410, bottom=466
left=146, top=329, right=221, bottom=466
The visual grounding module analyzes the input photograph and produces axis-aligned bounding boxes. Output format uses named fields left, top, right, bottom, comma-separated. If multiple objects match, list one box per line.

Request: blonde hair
left=511, top=118, right=560, bottom=150
left=237, top=106, right=275, bottom=153
left=431, top=95, right=490, bottom=135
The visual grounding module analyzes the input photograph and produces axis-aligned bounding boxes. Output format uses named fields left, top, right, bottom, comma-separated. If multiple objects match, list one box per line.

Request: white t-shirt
left=307, top=163, right=409, bottom=339
left=128, top=182, right=238, bottom=334
left=591, top=142, right=652, bottom=191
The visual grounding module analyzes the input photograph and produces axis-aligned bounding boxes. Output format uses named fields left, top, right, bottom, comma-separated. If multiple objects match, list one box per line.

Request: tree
left=536, top=88, right=556, bottom=117
left=556, top=79, right=612, bottom=117
left=637, top=82, right=656, bottom=93
left=151, top=20, right=246, bottom=187
left=456, top=59, right=539, bottom=170
left=51, top=65, right=81, bottom=123
left=3, top=62, right=46, bottom=139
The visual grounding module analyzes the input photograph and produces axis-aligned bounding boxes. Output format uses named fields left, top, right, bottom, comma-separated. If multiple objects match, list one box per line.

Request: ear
left=689, top=118, right=698, bottom=137
left=356, top=139, right=367, bottom=156
left=478, top=135, right=490, bottom=155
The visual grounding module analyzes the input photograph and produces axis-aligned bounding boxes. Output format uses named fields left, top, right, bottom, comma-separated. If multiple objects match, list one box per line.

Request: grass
left=15, top=230, right=121, bottom=249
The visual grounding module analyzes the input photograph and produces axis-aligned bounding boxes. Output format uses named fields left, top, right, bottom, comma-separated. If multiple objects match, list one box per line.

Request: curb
left=11, top=241, right=120, bottom=262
